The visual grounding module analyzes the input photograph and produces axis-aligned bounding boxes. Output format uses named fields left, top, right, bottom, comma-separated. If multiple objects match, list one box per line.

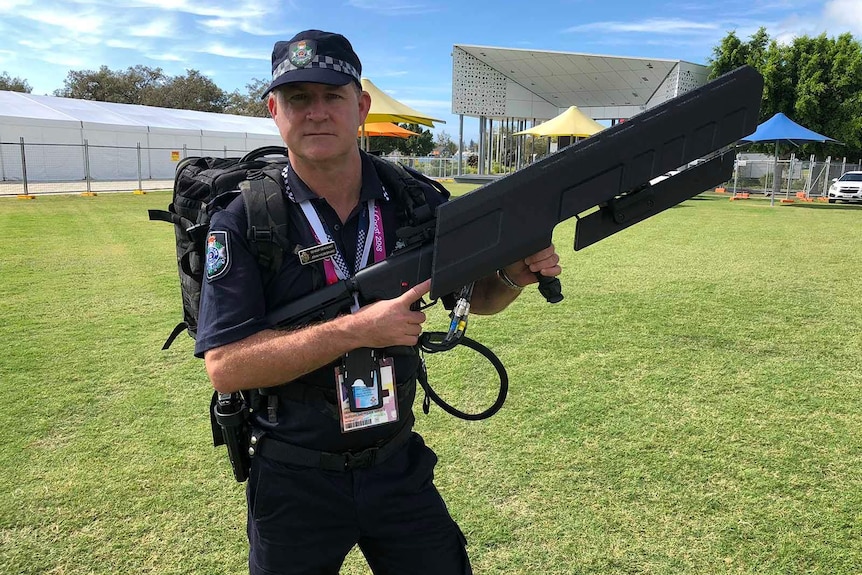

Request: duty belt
left=251, top=424, right=413, bottom=472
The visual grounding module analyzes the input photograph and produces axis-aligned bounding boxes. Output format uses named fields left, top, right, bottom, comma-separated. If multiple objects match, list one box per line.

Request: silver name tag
left=297, top=241, right=337, bottom=265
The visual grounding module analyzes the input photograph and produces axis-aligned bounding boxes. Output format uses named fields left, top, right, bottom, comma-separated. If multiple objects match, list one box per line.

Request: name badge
left=297, top=241, right=337, bottom=265
left=335, top=351, right=399, bottom=433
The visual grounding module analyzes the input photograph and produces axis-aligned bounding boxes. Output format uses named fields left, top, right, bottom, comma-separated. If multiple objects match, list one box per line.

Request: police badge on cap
left=289, top=40, right=316, bottom=67
left=262, top=30, right=362, bottom=98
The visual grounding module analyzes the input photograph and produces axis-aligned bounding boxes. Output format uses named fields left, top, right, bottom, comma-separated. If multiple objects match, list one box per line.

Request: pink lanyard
left=300, top=199, right=386, bottom=286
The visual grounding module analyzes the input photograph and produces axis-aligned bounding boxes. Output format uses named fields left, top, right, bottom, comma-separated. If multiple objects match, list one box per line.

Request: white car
left=827, top=171, right=862, bottom=204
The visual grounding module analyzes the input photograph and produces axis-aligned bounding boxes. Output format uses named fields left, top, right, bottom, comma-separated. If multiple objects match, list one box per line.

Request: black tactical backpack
left=148, top=146, right=291, bottom=349
left=149, top=146, right=447, bottom=350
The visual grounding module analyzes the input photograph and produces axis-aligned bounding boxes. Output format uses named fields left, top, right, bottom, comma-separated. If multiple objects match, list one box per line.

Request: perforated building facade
left=450, top=44, right=709, bottom=175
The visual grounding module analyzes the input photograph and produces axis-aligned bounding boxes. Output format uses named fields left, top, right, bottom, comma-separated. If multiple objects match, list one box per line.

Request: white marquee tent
left=0, top=91, right=283, bottom=182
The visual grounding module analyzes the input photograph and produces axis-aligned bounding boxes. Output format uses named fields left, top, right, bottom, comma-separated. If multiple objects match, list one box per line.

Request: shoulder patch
left=205, top=231, right=231, bottom=281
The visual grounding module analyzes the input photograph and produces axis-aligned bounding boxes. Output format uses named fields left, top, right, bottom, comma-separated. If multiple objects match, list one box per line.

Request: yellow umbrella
left=361, top=78, right=445, bottom=127
left=513, top=106, right=604, bottom=137
left=358, top=122, right=419, bottom=139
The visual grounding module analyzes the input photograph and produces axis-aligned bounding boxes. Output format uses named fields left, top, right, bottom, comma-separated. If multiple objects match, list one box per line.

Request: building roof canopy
left=455, top=44, right=703, bottom=109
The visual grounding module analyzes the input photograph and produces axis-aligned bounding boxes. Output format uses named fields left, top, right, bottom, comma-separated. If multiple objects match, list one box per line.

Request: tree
left=525, top=135, right=549, bottom=161
left=760, top=39, right=794, bottom=120
left=365, top=134, right=401, bottom=155
left=827, top=33, right=862, bottom=156
left=0, top=72, right=32, bottom=93
left=708, top=31, right=748, bottom=79
left=55, top=65, right=164, bottom=104
left=54, top=65, right=229, bottom=113
left=746, top=27, right=770, bottom=70
left=395, top=124, right=434, bottom=156
left=435, top=130, right=454, bottom=156
left=709, top=29, right=862, bottom=158
left=150, top=70, right=227, bottom=112
left=224, top=78, right=270, bottom=117
left=708, top=27, right=770, bottom=80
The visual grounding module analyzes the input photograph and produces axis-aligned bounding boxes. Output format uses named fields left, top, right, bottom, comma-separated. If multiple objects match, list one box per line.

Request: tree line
left=0, top=66, right=438, bottom=155
left=0, top=66, right=269, bottom=117
left=2, top=27, right=860, bottom=158
left=710, top=28, right=862, bottom=159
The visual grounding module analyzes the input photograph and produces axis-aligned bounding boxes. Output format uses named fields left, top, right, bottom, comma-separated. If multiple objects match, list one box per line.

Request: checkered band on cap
left=272, top=55, right=360, bottom=85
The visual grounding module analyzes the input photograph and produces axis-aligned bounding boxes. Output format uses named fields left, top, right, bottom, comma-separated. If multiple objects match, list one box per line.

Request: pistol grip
left=536, top=273, right=563, bottom=303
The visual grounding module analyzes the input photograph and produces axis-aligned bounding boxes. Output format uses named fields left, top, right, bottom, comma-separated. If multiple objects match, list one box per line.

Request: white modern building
left=451, top=45, right=710, bottom=174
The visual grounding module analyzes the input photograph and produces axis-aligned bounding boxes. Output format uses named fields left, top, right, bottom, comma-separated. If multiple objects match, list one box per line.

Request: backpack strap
left=368, top=155, right=444, bottom=227
left=368, top=155, right=449, bottom=251
left=241, top=166, right=292, bottom=289
left=148, top=207, right=193, bottom=229
left=400, top=163, right=452, bottom=201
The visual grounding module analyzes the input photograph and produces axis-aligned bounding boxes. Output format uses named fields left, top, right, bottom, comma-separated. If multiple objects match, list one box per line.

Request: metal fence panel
left=0, top=140, right=261, bottom=196
left=723, top=154, right=862, bottom=197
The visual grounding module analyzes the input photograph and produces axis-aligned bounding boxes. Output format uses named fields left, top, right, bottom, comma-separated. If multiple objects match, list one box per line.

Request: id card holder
left=336, top=352, right=399, bottom=433
left=344, top=348, right=383, bottom=412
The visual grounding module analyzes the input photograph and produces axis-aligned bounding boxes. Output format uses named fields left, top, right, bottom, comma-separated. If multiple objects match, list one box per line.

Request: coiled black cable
left=416, top=333, right=508, bottom=421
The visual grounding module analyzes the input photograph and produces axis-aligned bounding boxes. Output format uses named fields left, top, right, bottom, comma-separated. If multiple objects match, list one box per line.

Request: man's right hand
left=347, top=279, right=431, bottom=348
left=206, top=280, right=432, bottom=393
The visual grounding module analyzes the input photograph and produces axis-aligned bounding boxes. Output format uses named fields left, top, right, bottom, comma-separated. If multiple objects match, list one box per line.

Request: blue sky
left=0, top=0, right=859, bottom=141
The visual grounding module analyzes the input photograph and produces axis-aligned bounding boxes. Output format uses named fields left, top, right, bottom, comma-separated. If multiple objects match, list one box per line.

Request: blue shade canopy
left=741, top=112, right=837, bottom=144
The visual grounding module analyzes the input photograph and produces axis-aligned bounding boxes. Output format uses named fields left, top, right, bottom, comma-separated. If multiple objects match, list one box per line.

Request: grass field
left=1, top=190, right=861, bottom=574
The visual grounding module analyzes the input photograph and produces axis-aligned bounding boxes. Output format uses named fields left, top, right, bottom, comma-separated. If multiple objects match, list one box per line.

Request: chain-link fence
left=396, top=156, right=459, bottom=179
left=721, top=153, right=862, bottom=198
left=0, top=139, right=265, bottom=196
left=0, top=139, right=463, bottom=197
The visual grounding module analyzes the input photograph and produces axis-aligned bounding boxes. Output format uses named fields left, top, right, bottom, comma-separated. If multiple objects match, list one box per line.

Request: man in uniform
left=195, top=29, right=561, bottom=575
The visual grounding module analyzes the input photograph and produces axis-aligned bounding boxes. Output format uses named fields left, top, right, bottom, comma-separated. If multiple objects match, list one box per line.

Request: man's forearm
left=470, top=273, right=522, bottom=315
left=204, top=316, right=360, bottom=394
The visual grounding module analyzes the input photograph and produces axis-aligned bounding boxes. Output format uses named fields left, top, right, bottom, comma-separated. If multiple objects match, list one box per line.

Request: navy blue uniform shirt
left=195, top=151, right=447, bottom=452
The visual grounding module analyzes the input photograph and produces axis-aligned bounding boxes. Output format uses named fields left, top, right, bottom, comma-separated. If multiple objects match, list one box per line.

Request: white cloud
left=196, top=43, right=269, bottom=60
left=822, top=0, right=862, bottom=35
left=754, top=0, right=862, bottom=44
left=196, top=16, right=285, bottom=36
left=37, top=51, right=90, bottom=68
left=105, top=38, right=142, bottom=50
left=675, top=0, right=822, bottom=17
left=144, top=51, right=184, bottom=62
left=0, top=0, right=292, bottom=91
left=399, top=98, right=451, bottom=113
left=0, top=49, right=17, bottom=66
left=54, top=0, right=287, bottom=38
left=0, top=0, right=35, bottom=10
left=27, top=9, right=106, bottom=34
left=128, top=18, right=178, bottom=38
left=198, top=18, right=234, bottom=32
left=564, top=18, right=719, bottom=35
left=70, top=0, right=275, bottom=18
left=346, top=0, right=438, bottom=15
left=371, top=70, right=410, bottom=78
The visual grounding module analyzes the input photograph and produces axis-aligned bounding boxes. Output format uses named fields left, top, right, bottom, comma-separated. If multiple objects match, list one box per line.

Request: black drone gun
left=262, top=65, right=764, bottom=417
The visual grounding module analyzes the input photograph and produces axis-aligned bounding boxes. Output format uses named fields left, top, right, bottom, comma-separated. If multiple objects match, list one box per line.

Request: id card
left=336, top=357, right=398, bottom=433
left=343, top=348, right=383, bottom=412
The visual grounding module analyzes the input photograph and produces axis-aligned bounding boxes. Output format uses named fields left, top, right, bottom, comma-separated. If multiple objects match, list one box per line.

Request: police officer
left=196, top=29, right=561, bottom=575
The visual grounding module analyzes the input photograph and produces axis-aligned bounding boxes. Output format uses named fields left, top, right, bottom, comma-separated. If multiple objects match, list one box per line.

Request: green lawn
left=1, top=191, right=861, bottom=574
